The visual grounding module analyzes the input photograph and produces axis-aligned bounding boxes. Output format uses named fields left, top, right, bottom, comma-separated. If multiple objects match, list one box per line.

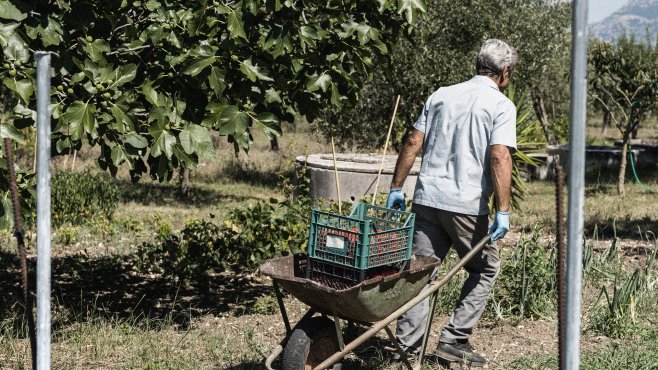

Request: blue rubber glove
left=488, top=211, right=510, bottom=241
left=386, top=188, right=406, bottom=211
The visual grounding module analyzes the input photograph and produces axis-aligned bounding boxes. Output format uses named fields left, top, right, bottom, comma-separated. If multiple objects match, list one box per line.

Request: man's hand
left=488, top=211, right=510, bottom=241
left=386, top=188, right=406, bottom=211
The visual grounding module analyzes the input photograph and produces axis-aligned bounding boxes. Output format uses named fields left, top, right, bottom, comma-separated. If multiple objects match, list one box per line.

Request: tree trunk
left=531, top=88, right=554, bottom=144
left=179, top=165, right=190, bottom=197
left=617, top=133, right=629, bottom=197
left=631, top=124, right=639, bottom=139
left=270, top=137, right=279, bottom=151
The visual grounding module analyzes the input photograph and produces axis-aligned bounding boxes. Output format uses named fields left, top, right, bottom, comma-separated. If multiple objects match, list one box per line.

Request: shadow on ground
left=0, top=251, right=270, bottom=332
left=584, top=215, right=658, bottom=240
left=117, top=180, right=263, bottom=207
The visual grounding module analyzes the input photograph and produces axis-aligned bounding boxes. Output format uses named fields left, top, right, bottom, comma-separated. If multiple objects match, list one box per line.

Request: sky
left=588, top=0, right=628, bottom=24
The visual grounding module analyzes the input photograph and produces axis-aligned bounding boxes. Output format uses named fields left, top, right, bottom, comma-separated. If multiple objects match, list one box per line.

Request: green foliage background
left=317, top=0, right=572, bottom=149
left=0, top=0, right=426, bottom=222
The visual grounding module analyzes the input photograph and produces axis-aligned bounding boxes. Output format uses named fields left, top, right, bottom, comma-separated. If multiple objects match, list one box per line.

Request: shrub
left=55, top=224, right=78, bottom=246
left=51, top=171, right=119, bottom=227
left=137, top=196, right=311, bottom=286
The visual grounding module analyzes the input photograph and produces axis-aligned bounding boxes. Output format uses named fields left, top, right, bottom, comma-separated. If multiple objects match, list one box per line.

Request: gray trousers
left=396, top=204, right=500, bottom=350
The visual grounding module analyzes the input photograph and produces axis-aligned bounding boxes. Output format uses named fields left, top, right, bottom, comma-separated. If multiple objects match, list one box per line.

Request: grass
left=514, top=174, right=658, bottom=239
left=509, top=328, right=658, bottom=369
left=1, top=120, right=658, bottom=369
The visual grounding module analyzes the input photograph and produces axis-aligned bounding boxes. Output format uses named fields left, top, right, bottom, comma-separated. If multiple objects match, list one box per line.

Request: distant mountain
left=590, top=0, right=658, bottom=45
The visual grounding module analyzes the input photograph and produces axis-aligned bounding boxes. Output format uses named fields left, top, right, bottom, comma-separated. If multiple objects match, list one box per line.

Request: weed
left=589, top=268, right=647, bottom=338
left=114, top=215, right=145, bottom=233
left=488, top=225, right=556, bottom=319
left=249, top=294, right=279, bottom=315
left=510, top=328, right=658, bottom=369
left=56, top=224, right=79, bottom=246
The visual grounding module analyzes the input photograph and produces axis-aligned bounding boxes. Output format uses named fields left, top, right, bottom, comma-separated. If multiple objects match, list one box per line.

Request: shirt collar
left=470, top=75, right=500, bottom=91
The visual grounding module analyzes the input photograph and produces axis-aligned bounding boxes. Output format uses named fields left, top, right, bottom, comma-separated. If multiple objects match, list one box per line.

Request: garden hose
left=625, top=94, right=658, bottom=195
left=627, top=142, right=658, bottom=195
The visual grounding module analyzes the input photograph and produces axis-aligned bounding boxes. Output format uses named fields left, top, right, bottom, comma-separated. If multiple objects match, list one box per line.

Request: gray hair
left=476, top=39, right=518, bottom=77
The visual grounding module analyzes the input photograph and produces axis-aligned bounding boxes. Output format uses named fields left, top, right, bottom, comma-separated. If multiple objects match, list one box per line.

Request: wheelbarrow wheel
left=282, top=316, right=342, bottom=370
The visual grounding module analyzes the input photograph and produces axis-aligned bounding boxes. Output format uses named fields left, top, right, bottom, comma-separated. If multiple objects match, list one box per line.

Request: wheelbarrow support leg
left=273, top=281, right=292, bottom=335
left=384, top=326, right=413, bottom=370
left=417, top=289, right=439, bottom=367
left=331, top=303, right=345, bottom=351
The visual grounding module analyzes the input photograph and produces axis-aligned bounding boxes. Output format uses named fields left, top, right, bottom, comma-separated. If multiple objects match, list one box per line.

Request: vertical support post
left=272, top=281, right=291, bottom=335
left=564, top=2, right=588, bottom=369
left=35, top=51, right=52, bottom=370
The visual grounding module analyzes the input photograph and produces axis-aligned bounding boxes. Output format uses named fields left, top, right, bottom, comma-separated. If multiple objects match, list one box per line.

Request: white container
left=296, top=153, right=421, bottom=205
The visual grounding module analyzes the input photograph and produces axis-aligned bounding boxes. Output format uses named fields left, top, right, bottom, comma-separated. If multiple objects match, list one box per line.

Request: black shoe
left=391, top=348, right=419, bottom=363
left=435, top=340, right=487, bottom=367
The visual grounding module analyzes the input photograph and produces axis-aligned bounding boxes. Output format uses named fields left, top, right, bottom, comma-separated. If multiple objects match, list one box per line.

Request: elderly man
left=386, top=39, right=517, bottom=367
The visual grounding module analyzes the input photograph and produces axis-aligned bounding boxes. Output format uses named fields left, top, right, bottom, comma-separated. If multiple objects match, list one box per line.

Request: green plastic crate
left=307, top=203, right=415, bottom=271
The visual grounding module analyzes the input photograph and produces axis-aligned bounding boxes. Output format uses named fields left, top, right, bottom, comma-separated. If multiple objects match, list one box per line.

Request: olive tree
left=589, top=36, right=658, bottom=196
left=318, top=0, right=571, bottom=149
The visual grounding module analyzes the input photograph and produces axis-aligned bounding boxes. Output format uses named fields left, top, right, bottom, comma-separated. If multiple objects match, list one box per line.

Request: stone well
left=296, top=153, right=421, bottom=204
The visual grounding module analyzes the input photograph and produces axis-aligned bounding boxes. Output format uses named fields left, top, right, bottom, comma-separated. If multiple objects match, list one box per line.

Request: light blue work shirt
left=412, top=75, right=517, bottom=216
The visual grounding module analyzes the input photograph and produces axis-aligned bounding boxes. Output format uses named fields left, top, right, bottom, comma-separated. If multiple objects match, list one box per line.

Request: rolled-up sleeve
left=413, top=93, right=435, bottom=134
left=491, top=99, right=517, bottom=152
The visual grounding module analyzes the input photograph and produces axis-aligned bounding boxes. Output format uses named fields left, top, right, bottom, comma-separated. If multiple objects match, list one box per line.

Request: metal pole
left=564, top=1, right=588, bottom=369
left=35, top=51, right=52, bottom=370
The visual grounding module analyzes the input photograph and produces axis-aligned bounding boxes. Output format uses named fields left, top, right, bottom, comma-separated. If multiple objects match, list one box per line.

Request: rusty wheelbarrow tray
left=260, top=233, right=492, bottom=370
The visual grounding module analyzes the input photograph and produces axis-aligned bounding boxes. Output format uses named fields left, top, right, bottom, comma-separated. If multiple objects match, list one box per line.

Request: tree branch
left=107, top=45, right=151, bottom=55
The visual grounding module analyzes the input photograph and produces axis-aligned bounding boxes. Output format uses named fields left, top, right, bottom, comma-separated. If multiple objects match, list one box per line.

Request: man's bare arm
left=490, top=144, right=513, bottom=212
left=391, top=129, right=425, bottom=189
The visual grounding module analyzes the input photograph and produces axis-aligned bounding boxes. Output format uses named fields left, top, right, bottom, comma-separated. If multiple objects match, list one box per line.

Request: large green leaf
left=0, top=22, right=19, bottom=45
left=183, top=56, right=217, bottom=76
left=225, top=4, right=246, bottom=39
left=3, top=78, right=33, bottom=104
left=0, top=123, right=26, bottom=142
left=0, top=1, right=26, bottom=21
left=252, top=113, right=281, bottom=140
left=2, top=32, right=29, bottom=62
left=111, top=64, right=138, bottom=87
left=307, top=73, right=331, bottom=92
left=265, top=88, right=282, bottom=103
left=149, top=126, right=176, bottom=158
left=240, top=59, right=274, bottom=82
left=218, top=105, right=249, bottom=135
left=111, top=144, right=132, bottom=167
left=200, top=100, right=228, bottom=128
left=142, top=82, right=164, bottom=107
left=110, top=104, right=134, bottom=131
left=123, top=132, right=148, bottom=149
left=209, top=67, right=226, bottom=96
left=179, top=124, right=215, bottom=159
left=61, top=101, right=96, bottom=141
left=82, top=39, right=111, bottom=63
left=173, top=145, right=198, bottom=167
left=397, top=0, right=427, bottom=24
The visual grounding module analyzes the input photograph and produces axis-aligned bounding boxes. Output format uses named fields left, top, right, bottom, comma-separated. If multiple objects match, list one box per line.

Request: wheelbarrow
left=260, top=234, right=493, bottom=370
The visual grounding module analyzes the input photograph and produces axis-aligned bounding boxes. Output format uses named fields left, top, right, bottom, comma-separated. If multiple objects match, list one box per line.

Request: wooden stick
left=71, top=149, right=77, bottom=171
left=331, top=137, right=342, bottom=214
left=372, top=95, right=401, bottom=206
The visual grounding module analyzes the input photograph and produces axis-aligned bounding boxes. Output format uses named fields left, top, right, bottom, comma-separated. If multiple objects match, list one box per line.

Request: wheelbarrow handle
left=312, top=233, right=495, bottom=370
